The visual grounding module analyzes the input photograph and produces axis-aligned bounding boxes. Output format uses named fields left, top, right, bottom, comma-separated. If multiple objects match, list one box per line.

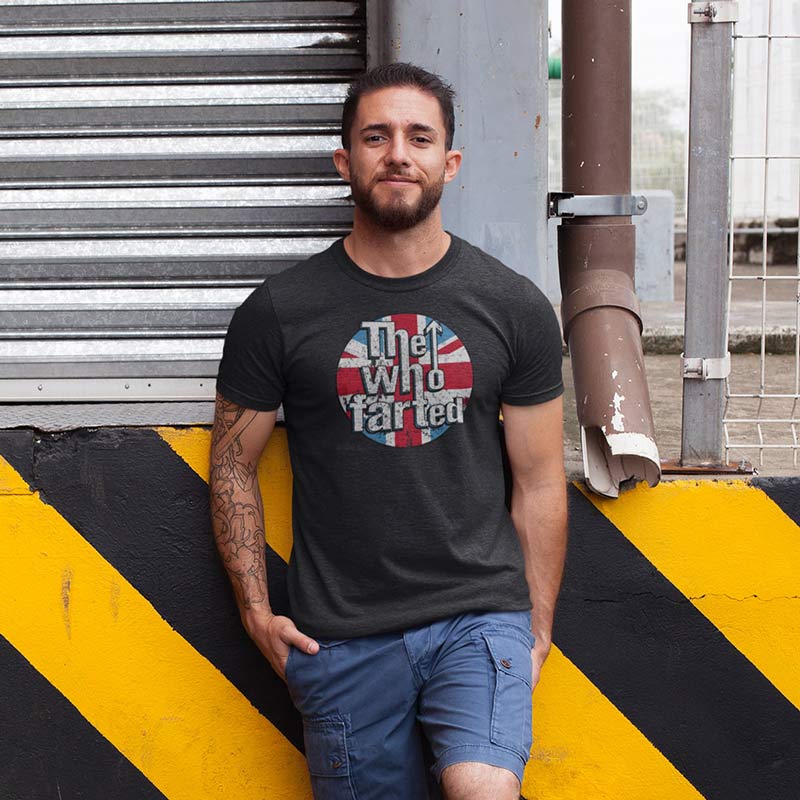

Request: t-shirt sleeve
left=215, top=283, right=285, bottom=411
left=500, top=279, right=564, bottom=406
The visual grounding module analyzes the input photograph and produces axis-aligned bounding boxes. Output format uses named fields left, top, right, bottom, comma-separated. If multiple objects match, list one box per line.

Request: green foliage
left=632, top=89, right=687, bottom=216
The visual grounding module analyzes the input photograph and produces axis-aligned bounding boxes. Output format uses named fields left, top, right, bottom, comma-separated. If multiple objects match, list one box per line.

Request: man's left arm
left=501, top=396, right=567, bottom=689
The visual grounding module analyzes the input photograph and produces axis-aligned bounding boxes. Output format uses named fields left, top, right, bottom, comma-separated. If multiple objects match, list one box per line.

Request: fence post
left=680, top=1, right=737, bottom=466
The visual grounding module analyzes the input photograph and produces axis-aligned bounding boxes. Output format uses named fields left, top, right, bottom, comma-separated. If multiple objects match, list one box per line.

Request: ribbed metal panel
left=0, top=0, right=363, bottom=400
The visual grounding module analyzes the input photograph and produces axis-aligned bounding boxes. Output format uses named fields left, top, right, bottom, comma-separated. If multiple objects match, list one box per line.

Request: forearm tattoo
left=210, top=395, right=269, bottom=610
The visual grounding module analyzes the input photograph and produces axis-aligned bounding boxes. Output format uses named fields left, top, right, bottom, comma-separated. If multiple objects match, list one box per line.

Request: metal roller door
left=0, top=0, right=364, bottom=421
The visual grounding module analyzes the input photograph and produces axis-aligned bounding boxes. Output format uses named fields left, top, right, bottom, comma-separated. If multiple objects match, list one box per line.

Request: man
left=210, top=63, right=566, bottom=800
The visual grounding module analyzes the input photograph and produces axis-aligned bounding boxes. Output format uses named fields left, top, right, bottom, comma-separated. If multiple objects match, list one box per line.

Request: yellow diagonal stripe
left=0, top=483, right=311, bottom=800
left=524, top=645, right=702, bottom=799
left=583, top=480, right=800, bottom=710
left=157, top=426, right=294, bottom=563
left=0, top=454, right=32, bottom=495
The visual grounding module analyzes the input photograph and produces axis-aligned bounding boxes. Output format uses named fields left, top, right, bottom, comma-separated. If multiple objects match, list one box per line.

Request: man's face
left=333, top=86, right=462, bottom=231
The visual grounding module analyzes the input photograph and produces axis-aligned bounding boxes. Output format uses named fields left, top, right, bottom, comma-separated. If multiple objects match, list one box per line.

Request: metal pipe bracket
left=688, top=2, right=739, bottom=23
left=681, top=352, right=731, bottom=380
left=548, top=192, right=648, bottom=219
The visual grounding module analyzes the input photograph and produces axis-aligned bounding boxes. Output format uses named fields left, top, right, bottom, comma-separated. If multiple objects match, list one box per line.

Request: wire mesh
left=724, top=0, right=800, bottom=469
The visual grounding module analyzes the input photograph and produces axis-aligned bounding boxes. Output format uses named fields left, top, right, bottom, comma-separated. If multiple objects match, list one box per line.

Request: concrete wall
left=1, top=426, right=798, bottom=799
left=368, top=0, right=550, bottom=292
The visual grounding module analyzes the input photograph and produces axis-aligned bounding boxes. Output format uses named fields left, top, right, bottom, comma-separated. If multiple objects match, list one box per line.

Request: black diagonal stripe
left=0, top=429, right=34, bottom=487
left=556, top=484, right=800, bottom=800
left=753, top=477, right=800, bottom=527
left=0, top=635, right=167, bottom=800
left=1, top=428, right=303, bottom=752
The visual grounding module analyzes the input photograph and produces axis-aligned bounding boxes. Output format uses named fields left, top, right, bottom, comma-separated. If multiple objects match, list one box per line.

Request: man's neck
left=343, top=210, right=451, bottom=279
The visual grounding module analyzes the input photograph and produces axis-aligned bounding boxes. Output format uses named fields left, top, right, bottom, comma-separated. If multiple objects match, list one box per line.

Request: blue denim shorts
left=285, top=609, right=535, bottom=800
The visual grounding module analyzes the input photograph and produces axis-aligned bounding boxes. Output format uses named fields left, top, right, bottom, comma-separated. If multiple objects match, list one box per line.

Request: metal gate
left=0, top=0, right=364, bottom=425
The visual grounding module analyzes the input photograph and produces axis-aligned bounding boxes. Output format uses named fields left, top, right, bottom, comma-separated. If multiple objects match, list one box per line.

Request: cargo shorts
left=285, top=609, right=535, bottom=800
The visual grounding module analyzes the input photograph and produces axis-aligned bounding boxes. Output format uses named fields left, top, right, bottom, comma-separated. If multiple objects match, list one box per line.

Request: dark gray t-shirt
left=216, top=235, right=563, bottom=638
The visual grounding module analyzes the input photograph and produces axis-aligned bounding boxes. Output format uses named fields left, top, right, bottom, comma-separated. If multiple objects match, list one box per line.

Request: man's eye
left=366, top=135, right=385, bottom=143
left=413, top=137, right=432, bottom=144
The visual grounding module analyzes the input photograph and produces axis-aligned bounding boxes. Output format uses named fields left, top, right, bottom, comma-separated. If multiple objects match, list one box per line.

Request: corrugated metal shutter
left=0, top=0, right=363, bottom=404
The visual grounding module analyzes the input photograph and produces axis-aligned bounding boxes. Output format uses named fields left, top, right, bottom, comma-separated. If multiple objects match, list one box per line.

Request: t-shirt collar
left=332, top=233, right=461, bottom=292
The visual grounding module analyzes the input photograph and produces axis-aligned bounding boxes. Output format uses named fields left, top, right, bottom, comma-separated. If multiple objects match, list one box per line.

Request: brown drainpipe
left=559, top=0, right=660, bottom=497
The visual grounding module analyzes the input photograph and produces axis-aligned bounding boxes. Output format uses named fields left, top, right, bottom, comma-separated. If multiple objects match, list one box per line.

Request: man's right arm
left=209, top=392, right=319, bottom=680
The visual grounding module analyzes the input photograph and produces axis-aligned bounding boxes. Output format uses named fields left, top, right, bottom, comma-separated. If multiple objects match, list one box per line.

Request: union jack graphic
left=336, top=313, right=473, bottom=448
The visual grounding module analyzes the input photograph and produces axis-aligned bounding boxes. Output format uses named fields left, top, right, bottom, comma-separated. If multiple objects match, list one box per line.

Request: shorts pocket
left=480, top=629, right=534, bottom=760
left=303, top=713, right=358, bottom=799
left=316, top=638, right=351, bottom=648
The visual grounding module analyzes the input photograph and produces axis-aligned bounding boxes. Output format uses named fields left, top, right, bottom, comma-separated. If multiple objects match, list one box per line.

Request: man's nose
left=384, top=135, right=411, bottom=166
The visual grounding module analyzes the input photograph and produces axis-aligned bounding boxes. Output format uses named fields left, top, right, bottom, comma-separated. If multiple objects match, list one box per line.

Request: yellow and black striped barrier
left=0, top=426, right=798, bottom=799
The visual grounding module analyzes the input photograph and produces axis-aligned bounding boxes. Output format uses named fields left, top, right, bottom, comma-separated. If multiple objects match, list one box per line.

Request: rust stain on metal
left=660, top=459, right=754, bottom=475
left=534, top=114, right=541, bottom=129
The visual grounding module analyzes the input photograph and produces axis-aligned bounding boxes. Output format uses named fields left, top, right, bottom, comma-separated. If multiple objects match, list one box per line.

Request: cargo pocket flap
left=481, top=629, right=533, bottom=687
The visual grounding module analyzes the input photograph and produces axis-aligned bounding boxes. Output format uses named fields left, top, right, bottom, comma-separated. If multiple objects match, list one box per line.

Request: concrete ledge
left=1, top=427, right=797, bottom=799
left=557, top=301, right=799, bottom=355
left=641, top=326, right=799, bottom=355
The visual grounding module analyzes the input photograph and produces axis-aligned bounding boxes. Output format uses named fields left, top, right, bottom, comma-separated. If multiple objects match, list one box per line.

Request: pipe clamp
left=688, top=2, right=739, bottom=23
left=681, top=353, right=731, bottom=380
left=548, top=193, right=648, bottom=219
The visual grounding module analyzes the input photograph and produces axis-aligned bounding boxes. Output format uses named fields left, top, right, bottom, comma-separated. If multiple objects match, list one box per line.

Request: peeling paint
left=611, top=392, right=626, bottom=432
left=61, top=567, right=73, bottom=640
left=604, top=431, right=660, bottom=462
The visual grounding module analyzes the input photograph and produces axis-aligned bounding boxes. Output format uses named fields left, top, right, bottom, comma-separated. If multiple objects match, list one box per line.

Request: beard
left=348, top=166, right=445, bottom=231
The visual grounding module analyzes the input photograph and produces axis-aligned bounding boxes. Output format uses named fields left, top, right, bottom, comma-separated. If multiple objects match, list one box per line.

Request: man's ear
left=443, top=148, right=463, bottom=184
left=333, top=148, right=351, bottom=182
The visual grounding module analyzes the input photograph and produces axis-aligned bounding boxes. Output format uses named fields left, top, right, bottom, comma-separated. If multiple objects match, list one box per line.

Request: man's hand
left=243, top=610, right=320, bottom=683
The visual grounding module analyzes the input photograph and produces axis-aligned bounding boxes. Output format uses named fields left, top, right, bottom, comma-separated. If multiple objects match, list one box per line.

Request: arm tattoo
left=210, top=395, right=269, bottom=611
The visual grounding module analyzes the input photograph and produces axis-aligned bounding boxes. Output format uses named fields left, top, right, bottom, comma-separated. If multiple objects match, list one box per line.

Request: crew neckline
left=332, top=233, right=461, bottom=292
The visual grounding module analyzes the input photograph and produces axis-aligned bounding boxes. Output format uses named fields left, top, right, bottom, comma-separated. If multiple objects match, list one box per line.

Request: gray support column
left=366, top=0, right=550, bottom=290
left=680, top=3, right=736, bottom=466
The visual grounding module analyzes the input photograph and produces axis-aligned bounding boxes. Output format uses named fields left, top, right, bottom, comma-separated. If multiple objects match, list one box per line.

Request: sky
left=549, top=0, right=690, bottom=94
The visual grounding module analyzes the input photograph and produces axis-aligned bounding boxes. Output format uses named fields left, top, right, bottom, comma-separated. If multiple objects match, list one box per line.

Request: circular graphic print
left=336, top=313, right=473, bottom=447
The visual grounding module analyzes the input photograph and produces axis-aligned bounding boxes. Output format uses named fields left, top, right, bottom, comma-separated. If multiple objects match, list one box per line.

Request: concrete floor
left=638, top=261, right=800, bottom=355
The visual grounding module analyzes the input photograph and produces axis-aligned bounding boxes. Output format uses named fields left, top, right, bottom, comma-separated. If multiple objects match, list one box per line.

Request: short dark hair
left=341, top=62, right=456, bottom=151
